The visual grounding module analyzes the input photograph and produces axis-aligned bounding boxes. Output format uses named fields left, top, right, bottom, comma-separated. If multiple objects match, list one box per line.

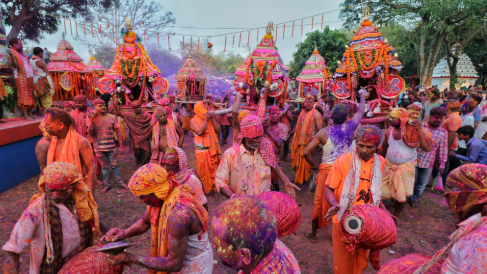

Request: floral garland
left=383, top=45, right=390, bottom=91
left=124, top=33, right=137, bottom=43
left=121, top=59, right=142, bottom=87
left=123, top=44, right=137, bottom=60
left=68, top=60, right=85, bottom=70
left=346, top=50, right=352, bottom=90
left=93, top=69, right=105, bottom=78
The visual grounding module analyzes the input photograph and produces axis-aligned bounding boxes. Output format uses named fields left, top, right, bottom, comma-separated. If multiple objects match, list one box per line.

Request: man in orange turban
left=379, top=107, right=432, bottom=218
left=102, top=164, right=212, bottom=274
left=3, top=162, right=99, bottom=273
left=291, top=95, right=324, bottom=184
left=190, top=101, right=222, bottom=194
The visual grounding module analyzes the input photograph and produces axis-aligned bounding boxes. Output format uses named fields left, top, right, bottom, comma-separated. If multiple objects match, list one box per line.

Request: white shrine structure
left=432, top=43, right=479, bottom=90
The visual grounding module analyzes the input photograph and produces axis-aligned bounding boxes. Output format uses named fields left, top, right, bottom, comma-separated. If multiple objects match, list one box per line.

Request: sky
left=17, top=0, right=347, bottom=65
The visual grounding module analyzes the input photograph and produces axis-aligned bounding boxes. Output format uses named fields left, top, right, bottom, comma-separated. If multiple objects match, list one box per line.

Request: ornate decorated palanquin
left=175, top=54, right=207, bottom=102
left=0, top=10, right=15, bottom=91
left=86, top=53, right=105, bottom=93
left=332, top=6, right=405, bottom=122
left=98, top=17, right=168, bottom=103
left=233, top=22, right=289, bottom=116
left=296, top=47, right=333, bottom=99
left=47, top=35, right=96, bottom=100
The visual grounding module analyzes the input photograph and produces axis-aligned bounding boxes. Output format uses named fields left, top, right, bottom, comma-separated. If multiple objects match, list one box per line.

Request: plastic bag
left=434, top=175, right=445, bottom=191
left=431, top=176, right=444, bottom=191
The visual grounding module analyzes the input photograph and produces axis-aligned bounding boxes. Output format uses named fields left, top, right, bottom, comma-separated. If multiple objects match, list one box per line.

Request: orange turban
left=389, top=107, right=432, bottom=148
left=33, top=162, right=99, bottom=231
left=128, top=163, right=175, bottom=201
left=389, top=107, right=411, bottom=129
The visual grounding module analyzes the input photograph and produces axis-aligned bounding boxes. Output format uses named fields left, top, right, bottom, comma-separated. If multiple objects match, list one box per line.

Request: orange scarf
left=148, top=185, right=208, bottom=274
left=47, top=126, right=85, bottom=176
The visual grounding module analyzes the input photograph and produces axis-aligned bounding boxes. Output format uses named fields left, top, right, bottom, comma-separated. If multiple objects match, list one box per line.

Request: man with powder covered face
left=210, top=196, right=301, bottom=273
left=215, top=115, right=300, bottom=199
left=323, top=125, right=389, bottom=274
left=113, top=99, right=153, bottom=166
left=303, top=90, right=369, bottom=243
left=291, top=95, right=324, bottom=184
left=102, top=164, right=212, bottom=273
left=3, top=162, right=100, bottom=274
left=160, top=147, right=208, bottom=211
left=150, top=107, right=184, bottom=165
left=379, top=108, right=432, bottom=218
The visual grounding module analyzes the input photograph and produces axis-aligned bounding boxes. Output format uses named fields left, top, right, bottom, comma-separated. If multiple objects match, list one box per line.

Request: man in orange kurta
left=291, top=95, right=324, bottom=184
left=324, top=125, right=387, bottom=274
left=190, top=101, right=221, bottom=194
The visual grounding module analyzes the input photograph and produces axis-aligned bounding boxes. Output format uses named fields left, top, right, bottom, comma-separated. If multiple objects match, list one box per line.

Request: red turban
left=258, top=191, right=301, bottom=236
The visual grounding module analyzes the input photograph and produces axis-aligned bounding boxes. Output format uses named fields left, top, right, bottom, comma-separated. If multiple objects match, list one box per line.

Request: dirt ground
left=0, top=135, right=458, bottom=273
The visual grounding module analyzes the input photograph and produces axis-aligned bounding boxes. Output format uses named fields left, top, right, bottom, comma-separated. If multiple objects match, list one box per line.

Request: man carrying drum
left=323, top=125, right=391, bottom=274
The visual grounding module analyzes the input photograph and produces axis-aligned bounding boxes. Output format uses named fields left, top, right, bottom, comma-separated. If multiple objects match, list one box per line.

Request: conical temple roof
left=297, top=48, right=329, bottom=83
left=47, top=38, right=91, bottom=73
left=433, top=43, right=479, bottom=79
left=236, top=23, right=288, bottom=81
left=176, top=55, right=206, bottom=82
left=334, top=19, right=402, bottom=77
left=86, top=56, right=105, bottom=71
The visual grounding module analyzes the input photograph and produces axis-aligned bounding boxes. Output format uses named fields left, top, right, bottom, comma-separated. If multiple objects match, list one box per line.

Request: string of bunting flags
left=43, top=1, right=370, bottom=52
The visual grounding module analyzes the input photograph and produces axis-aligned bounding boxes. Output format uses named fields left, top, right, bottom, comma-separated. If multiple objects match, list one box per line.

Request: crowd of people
left=2, top=38, right=487, bottom=273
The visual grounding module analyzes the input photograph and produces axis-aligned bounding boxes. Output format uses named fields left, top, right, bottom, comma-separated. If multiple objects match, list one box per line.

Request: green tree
left=1, top=0, right=113, bottom=42
left=289, top=27, right=349, bottom=78
left=340, top=0, right=487, bottom=86
left=464, top=35, right=487, bottom=87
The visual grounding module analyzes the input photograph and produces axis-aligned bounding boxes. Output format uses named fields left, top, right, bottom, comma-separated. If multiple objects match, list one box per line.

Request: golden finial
left=384, top=38, right=388, bottom=44
left=189, top=53, right=192, bottom=58
left=266, top=22, right=274, bottom=35
left=124, top=17, right=132, bottom=30
left=361, top=4, right=371, bottom=21
left=353, top=29, right=357, bottom=34
left=337, top=60, right=342, bottom=66
left=345, top=44, right=350, bottom=49
left=376, top=23, right=381, bottom=29
left=394, top=52, right=399, bottom=58
left=62, top=32, right=65, bottom=39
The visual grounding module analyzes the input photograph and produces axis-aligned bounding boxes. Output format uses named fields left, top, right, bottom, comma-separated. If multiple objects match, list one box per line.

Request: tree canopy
left=1, top=0, right=113, bottom=42
left=289, top=27, right=349, bottom=78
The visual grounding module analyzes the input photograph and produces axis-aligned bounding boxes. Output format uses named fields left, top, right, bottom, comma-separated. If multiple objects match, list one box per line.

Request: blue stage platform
left=0, top=118, right=43, bottom=192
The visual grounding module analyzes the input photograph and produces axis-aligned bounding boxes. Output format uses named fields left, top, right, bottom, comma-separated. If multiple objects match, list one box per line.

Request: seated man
left=216, top=115, right=300, bottom=199
left=35, top=107, right=96, bottom=192
left=161, top=147, right=208, bottom=211
left=3, top=162, right=99, bottom=273
left=449, top=125, right=487, bottom=165
left=324, top=125, right=389, bottom=274
left=210, top=196, right=301, bottom=273
left=102, top=164, right=212, bottom=273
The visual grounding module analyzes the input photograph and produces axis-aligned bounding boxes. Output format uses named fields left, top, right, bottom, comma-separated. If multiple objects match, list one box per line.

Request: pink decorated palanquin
left=47, top=37, right=96, bottom=100
left=332, top=16, right=405, bottom=123
left=97, top=18, right=168, bottom=103
left=296, top=48, right=332, bottom=98
left=175, top=55, right=207, bottom=102
left=86, top=56, right=105, bottom=93
left=233, top=23, right=289, bottom=116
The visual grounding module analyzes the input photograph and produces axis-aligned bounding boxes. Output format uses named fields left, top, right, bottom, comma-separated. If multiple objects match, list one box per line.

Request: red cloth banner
left=247, top=31, right=250, bottom=46
left=70, top=20, right=73, bottom=36
left=301, top=20, right=303, bottom=35
left=64, top=18, right=67, bottom=35
left=321, top=15, right=324, bottom=29
left=283, top=24, right=285, bottom=39
left=292, top=21, right=294, bottom=37
left=239, top=33, right=242, bottom=47
left=224, top=36, right=227, bottom=51
left=311, top=17, right=314, bottom=30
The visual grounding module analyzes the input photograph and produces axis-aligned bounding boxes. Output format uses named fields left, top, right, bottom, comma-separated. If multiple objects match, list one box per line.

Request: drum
left=340, top=204, right=397, bottom=269
left=258, top=191, right=301, bottom=237
left=33, top=76, right=52, bottom=97
left=58, top=246, right=124, bottom=274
